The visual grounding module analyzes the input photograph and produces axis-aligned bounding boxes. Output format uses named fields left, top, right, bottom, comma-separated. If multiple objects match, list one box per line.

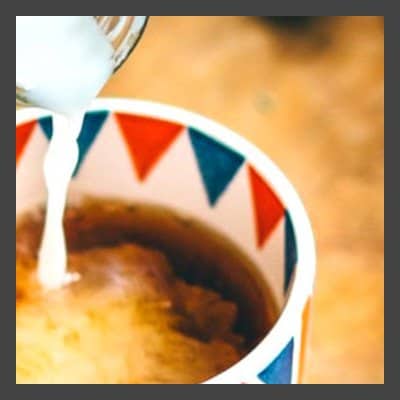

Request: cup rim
left=16, top=98, right=316, bottom=384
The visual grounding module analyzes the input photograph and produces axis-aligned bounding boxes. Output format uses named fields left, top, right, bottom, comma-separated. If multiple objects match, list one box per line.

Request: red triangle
left=16, top=120, right=36, bottom=165
left=115, top=113, right=184, bottom=181
left=248, top=165, right=285, bottom=248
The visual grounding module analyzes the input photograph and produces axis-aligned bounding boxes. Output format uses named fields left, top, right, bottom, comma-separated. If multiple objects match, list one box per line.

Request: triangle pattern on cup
left=248, top=165, right=285, bottom=248
left=258, top=338, right=294, bottom=384
left=74, top=111, right=109, bottom=176
left=38, top=116, right=53, bottom=140
left=38, top=111, right=109, bottom=177
left=188, top=127, right=245, bottom=207
left=115, top=113, right=184, bottom=182
left=284, top=210, right=297, bottom=292
left=16, top=120, right=36, bottom=165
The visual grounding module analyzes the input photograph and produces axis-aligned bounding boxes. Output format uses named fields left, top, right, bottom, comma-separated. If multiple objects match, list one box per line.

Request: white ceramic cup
left=16, top=98, right=316, bottom=384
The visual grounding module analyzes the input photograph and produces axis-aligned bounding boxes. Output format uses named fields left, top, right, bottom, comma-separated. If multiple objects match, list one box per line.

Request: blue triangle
left=38, top=111, right=109, bottom=177
left=258, top=338, right=294, bottom=384
left=73, top=111, right=109, bottom=176
left=284, top=211, right=298, bottom=293
left=188, top=127, right=245, bottom=206
left=38, top=116, right=53, bottom=140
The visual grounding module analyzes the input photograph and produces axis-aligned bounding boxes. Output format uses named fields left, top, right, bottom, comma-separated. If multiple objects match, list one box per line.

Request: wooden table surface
left=102, top=16, right=384, bottom=384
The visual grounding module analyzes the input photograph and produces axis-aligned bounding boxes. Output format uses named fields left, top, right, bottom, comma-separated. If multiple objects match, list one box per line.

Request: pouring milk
left=16, top=16, right=115, bottom=289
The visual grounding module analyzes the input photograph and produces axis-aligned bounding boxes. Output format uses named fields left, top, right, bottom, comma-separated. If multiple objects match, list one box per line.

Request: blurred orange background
left=102, top=16, right=384, bottom=384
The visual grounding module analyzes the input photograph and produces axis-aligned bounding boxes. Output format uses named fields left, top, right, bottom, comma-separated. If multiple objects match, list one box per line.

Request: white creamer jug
left=16, top=16, right=148, bottom=112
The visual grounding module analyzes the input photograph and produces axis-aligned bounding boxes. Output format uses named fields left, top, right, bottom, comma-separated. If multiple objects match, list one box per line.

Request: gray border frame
left=10, top=8, right=387, bottom=398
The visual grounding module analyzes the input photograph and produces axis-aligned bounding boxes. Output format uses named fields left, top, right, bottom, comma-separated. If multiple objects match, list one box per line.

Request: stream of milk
left=16, top=16, right=115, bottom=289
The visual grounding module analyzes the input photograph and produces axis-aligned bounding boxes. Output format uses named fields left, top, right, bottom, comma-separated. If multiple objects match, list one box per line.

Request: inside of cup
left=16, top=105, right=300, bottom=381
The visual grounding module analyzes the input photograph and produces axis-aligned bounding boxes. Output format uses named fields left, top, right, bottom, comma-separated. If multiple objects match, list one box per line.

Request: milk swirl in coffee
left=16, top=16, right=115, bottom=289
